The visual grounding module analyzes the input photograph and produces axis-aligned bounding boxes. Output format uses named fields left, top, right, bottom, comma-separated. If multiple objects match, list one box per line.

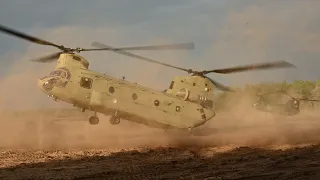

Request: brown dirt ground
left=0, top=106, right=320, bottom=180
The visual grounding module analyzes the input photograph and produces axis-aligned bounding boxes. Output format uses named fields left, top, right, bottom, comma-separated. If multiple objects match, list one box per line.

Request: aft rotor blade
left=0, top=24, right=63, bottom=49
left=91, top=41, right=194, bottom=51
left=299, top=98, right=320, bottom=102
left=204, top=61, right=296, bottom=74
left=206, top=76, right=234, bottom=92
left=29, top=51, right=62, bottom=63
left=91, top=42, right=191, bottom=72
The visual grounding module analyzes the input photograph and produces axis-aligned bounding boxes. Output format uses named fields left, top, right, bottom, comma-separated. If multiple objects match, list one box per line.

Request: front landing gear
left=109, top=111, right=120, bottom=125
left=89, top=112, right=99, bottom=125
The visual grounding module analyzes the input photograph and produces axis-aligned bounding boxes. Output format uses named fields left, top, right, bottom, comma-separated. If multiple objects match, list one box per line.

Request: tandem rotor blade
left=91, top=42, right=194, bottom=51
left=205, top=76, right=234, bottom=92
left=203, top=61, right=296, bottom=74
left=29, top=51, right=63, bottom=63
left=91, top=42, right=192, bottom=72
left=0, top=24, right=64, bottom=50
left=299, top=98, right=320, bottom=102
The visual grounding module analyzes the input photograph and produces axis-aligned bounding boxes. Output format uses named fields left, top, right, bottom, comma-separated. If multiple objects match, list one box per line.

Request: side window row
left=79, top=77, right=116, bottom=93
left=79, top=78, right=185, bottom=112
left=153, top=99, right=181, bottom=112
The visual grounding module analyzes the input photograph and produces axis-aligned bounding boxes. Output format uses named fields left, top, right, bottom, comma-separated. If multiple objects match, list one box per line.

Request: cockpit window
left=46, top=68, right=71, bottom=81
left=61, top=71, right=67, bottom=78
left=169, top=81, right=175, bottom=89
left=50, top=70, right=62, bottom=76
left=73, top=56, right=81, bottom=61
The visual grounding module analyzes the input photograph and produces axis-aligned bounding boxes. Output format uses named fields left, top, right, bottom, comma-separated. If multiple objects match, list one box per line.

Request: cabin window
left=73, top=56, right=81, bottom=61
left=80, top=77, right=93, bottom=89
left=176, top=106, right=181, bottom=112
left=169, top=81, right=175, bottom=89
left=82, top=62, right=89, bottom=69
left=132, top=93, right=138, bottom=100
left=109, top=86, right=115, bottom=94
left=154, top=99, right=160, bottom=106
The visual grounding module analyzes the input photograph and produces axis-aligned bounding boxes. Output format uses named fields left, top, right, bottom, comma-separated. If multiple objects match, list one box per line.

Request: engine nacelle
left=175, top=88, right=208, bottom=104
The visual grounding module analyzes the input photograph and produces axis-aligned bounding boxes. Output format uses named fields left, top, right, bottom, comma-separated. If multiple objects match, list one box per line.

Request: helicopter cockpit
left=49, top=69, right=68, bottom=79
left=38, top=68, right=71, bottom=92
left=40, top=69, right=66, bottom=81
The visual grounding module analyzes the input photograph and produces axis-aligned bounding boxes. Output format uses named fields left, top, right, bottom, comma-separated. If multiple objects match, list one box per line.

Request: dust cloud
left=0, top=88, right=320, bottom=150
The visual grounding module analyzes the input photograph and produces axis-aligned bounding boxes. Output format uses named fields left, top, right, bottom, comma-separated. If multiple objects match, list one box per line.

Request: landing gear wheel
left=109, top=115, right=120, bottom=125
left=89, top=116, right=99, bottom=125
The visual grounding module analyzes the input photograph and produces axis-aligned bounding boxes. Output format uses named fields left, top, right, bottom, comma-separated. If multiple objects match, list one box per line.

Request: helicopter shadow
left=165, top=126, right=249, bottom=137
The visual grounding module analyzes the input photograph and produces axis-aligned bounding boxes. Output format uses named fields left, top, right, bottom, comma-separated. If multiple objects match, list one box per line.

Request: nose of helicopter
left=37, top=77, right=57, bottom=93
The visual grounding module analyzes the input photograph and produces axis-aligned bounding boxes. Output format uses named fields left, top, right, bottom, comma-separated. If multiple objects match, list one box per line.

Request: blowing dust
left=0, top=78, right=320, bottom=150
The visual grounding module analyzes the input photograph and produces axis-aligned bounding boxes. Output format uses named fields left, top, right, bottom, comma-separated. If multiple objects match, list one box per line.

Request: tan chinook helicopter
left=0, top=24, right=296, bottom=133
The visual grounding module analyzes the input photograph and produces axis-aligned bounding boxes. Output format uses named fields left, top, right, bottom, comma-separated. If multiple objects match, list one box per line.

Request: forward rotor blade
left=91, top=42, right=191, bottom=72
left=204, top=61, right=296, bottom=74
left=29, top=52, right=62, bottom=63
left=91, top=41, right=194, bottom=51
left=0, top=24, right=62, bottom=49
left=205, top=76, right=234, bottom=92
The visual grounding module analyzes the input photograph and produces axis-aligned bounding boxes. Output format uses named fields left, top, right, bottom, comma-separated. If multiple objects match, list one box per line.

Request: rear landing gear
left=109, top=111, right=120, bottom=125
left=89, top=112, right=99, bottom=125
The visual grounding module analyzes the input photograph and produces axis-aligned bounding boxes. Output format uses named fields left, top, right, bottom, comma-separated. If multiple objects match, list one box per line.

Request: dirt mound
left=0, top=144, right=319, bottom=179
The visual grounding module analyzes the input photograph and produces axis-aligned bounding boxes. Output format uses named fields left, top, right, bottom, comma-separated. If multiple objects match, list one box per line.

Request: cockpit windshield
left=49, top=69, right=68, bottom=78
left=40, top=68, right=70, bottom=80
left=50, top=70, right=62, bottom=76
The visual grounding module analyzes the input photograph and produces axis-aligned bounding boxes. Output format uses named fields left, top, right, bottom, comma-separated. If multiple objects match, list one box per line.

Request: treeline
left=213, top=80, right=320, bottom=111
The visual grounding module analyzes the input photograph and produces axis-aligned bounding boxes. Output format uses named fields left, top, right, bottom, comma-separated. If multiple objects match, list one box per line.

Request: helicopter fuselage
left=37, top=53, right=216, bottom=130
left=252, top=92, right=300, bottom=116
left=0, top=24, right=298, bottom=133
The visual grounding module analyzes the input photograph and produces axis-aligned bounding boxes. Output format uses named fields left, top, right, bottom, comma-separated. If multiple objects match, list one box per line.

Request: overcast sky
left=0, top=0, right=320, bottom=109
